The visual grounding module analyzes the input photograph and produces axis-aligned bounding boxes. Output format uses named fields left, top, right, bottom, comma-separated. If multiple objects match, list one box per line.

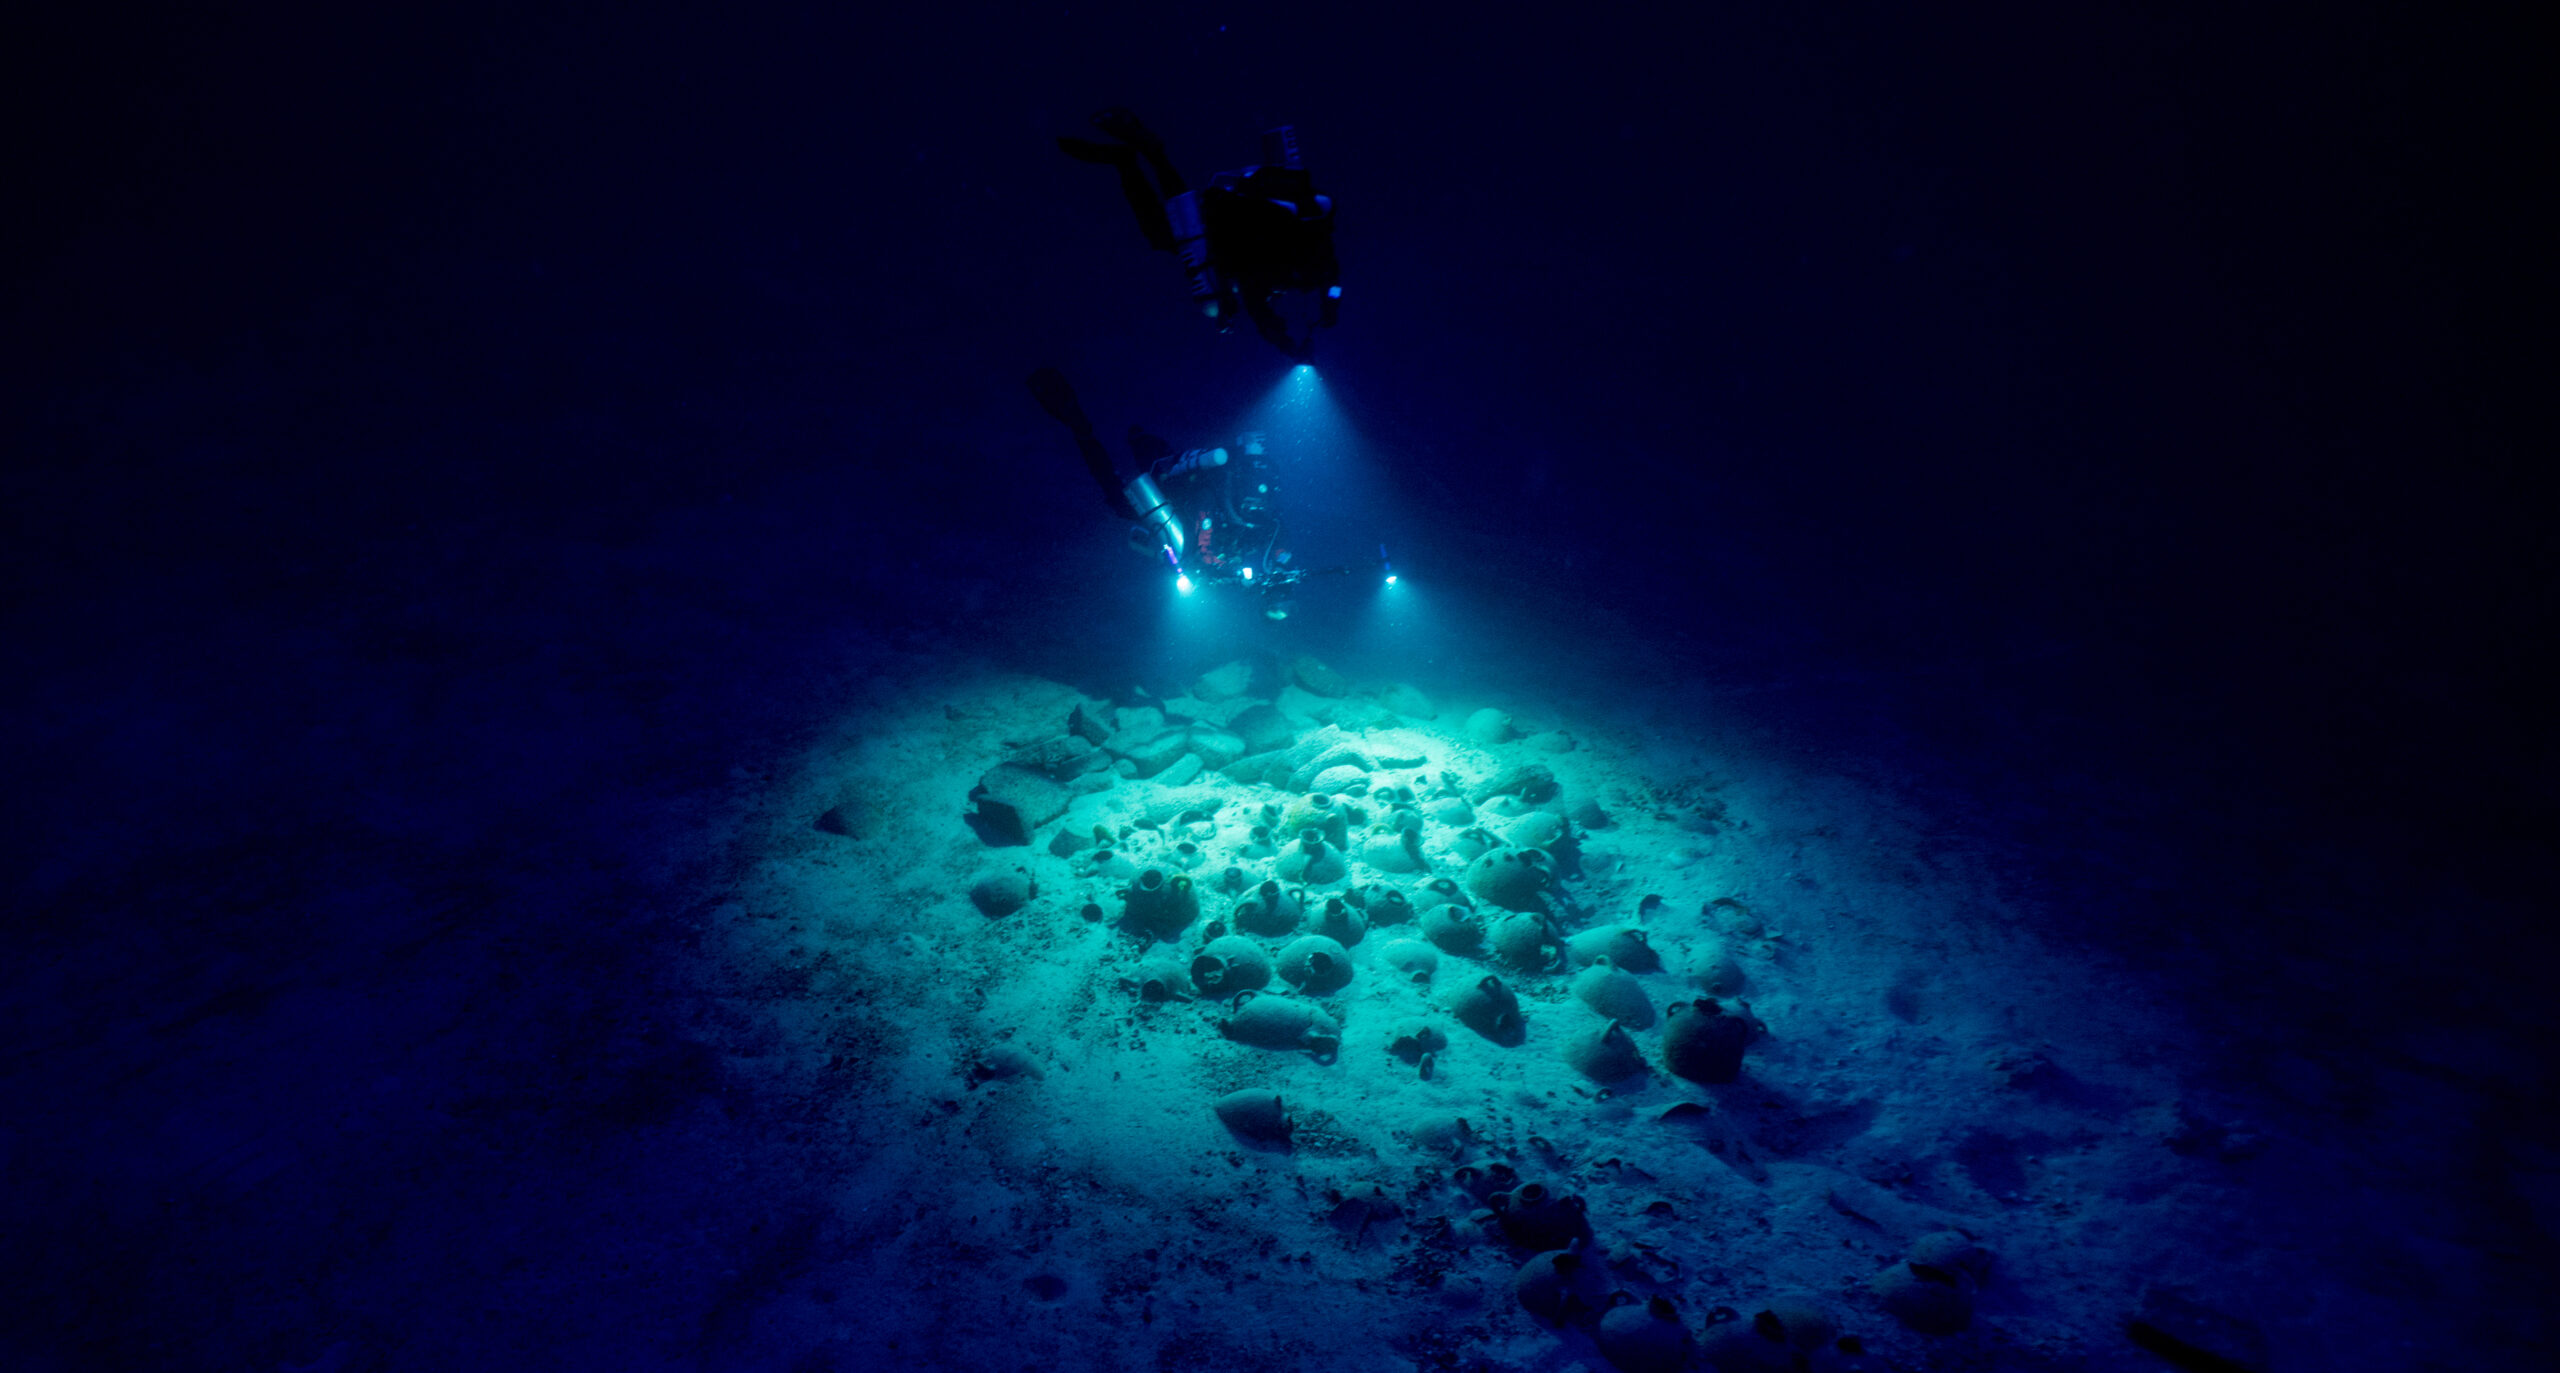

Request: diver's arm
left=1135, top=139, right=1186, bottom=197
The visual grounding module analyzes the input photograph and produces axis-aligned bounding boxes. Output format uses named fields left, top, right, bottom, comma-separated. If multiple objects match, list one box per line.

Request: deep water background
left=4, top=1, right=2551, bottom=1367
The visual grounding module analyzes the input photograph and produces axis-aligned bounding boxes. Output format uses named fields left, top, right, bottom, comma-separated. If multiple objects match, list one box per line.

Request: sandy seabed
left=690, top=649, right=2474, bottom=1372
left=9, top=506, right=2540, bottom=1373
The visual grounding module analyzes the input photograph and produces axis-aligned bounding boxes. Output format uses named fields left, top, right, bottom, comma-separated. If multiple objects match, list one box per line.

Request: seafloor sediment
left=703, top=654, right=2341, bottom=1372
left=10, top=611, right=2536, bottom=1371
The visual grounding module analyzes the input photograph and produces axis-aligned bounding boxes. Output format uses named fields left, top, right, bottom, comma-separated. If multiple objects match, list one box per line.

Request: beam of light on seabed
left=1348, top=559, right=1452, bottom=682
left=1146, top=362, right=1452, bottom=683
left=1237, top=366, right=1350, bottom=475
left=1234, top=364, right=1385, bottom=545
left=1157, top=564, right=1261, bottom=669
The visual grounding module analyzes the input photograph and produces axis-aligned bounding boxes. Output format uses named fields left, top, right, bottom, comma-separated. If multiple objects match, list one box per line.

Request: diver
left=1058, top=110, right=1341, bottom=361
left=1027, top=367, right=1302, bottom=617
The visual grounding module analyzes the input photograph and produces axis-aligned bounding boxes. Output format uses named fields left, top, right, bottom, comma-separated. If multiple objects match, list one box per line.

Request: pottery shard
left=1290, top=741, right=1376, bottom=793
left=1874, top=1261, right=1973, bottom=1335
left=1309, top=764, right=1369, bottom=795
left=1564, top=1020, right=1646, bottom=1083
left=2128, top=1288, right=2269, bottom=1373
left=1364, top=729, right=1432, bottom=769
left=1278, top=724, right=1347, bottom=772
left=1067, top=702, right=1112, bottom=745
left=1223, top=996, right=1340, bottom=1051
left=1116, top=730, right=1192, bottom=778
left=970, top=870, right=1037, bottom=916
left=1135, top=793, right=1219, bottom=829
left=1194, top=660, right=1255, bottom=701
left=1424, top=796, right=1474, bottom=826
left=1291, top=654, right=1353, bottom=698
left=970, top=764, right=1069, bottom=845
left=814, top=795, right=878, bottom=839
left=1220, top=749, right=1288, bottom=784
left=1381, top=683, right=1437, bottom=719
left=1468, top=763, right=1559, bottom=806
left=1279, top=683, right=1389, bottom=727
left=1004, top=734, right=1104, bottom=780
left=1213, top=1088, right=1293, bottom=1143
left=1186, top=728, right=1247, bottom=770
left=1322, top=698, right=1398, bottom=729
left=1227, top=703, right=1298, bottom=754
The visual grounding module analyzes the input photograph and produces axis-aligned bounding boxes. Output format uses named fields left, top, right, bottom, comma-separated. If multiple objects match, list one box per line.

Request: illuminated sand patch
left=701, top=656, right=2267, bottom=1371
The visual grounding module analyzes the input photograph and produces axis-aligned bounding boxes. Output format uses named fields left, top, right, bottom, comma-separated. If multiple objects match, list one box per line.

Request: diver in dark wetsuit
left=1059, top=110, right=1341, bottom=361
left=1026, top=367, right=1300, bottom=614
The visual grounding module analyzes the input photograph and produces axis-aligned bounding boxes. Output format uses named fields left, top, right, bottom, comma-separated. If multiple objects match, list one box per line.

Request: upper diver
left=1058, top=109, right=1341, bottom=361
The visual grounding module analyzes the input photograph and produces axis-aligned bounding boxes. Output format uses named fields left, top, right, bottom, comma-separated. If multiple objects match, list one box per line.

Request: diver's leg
left=1060, top=136, right=1175, bottom=251
left=1077, top=426, right=1138, bottom=519
left=1056, top=135, right=1127, bottom=164
left=1125, top=184, right=1176, bottom=253
left=1028, top=368, right=1139, bottom=519
left=1027, top=365, right=1090, bottom=429
left=1089, top=106, right=1155, bottom=148
left=1091, top=107, right=1187, bottom=195
left=1134, top=140, right=1186, bottom=196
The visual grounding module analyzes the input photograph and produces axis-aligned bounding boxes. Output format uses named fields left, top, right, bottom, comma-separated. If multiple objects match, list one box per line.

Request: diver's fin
left=1089, top=107, right=1160, bottom=150
left=1027, top=367, right=1091, bottom=432
left=1126, top=425, right=1173, bottom=466
left=1056, top=136, right=1136, bottom=166
left=1031, top=369, right=1138, bottom=519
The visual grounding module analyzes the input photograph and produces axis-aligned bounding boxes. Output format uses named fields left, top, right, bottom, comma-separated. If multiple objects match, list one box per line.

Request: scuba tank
left=1170, top=127, right=1307, bottom=316
left=1253, top=126, right=1328, bottom=219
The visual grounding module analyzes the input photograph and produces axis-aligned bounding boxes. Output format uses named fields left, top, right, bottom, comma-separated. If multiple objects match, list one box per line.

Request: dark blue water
left=5, top=4, right=2548, bottom=1369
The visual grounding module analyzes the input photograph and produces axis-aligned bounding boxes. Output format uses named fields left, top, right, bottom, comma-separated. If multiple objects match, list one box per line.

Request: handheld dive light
left=1124, top=472, right=1183, bottom=562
